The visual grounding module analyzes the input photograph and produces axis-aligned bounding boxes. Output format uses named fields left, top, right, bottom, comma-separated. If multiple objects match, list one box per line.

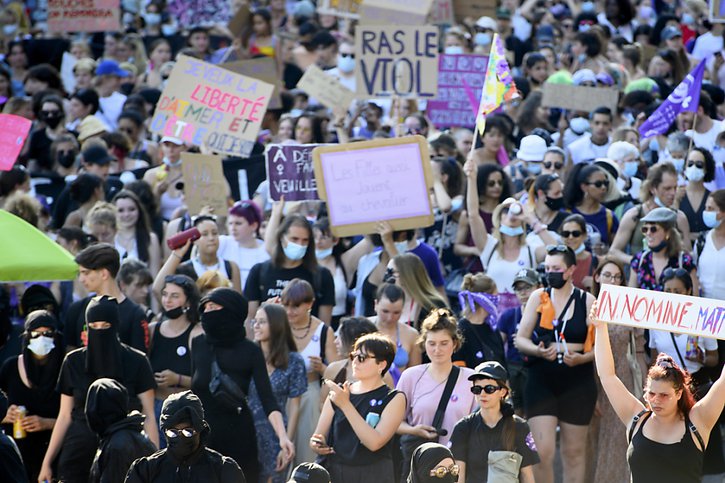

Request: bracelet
left=172, top=252, right=182, bottom=260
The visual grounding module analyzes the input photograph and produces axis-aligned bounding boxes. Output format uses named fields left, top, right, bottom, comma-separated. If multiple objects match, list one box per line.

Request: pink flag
left=0, top=114, right=32, bottom=171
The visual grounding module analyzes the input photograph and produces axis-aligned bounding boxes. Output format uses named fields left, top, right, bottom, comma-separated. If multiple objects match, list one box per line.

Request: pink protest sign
left=312, top=136, right=434, bottom=237
left=428, top=54, right=488, bottom=128
left=48, top=0, right=121, bottom=33
left=0, top=114, right=32, bottom=171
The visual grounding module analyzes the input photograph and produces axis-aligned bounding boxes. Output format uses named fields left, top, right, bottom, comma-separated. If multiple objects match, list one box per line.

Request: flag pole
left=687, top=114, right=697, bottom=157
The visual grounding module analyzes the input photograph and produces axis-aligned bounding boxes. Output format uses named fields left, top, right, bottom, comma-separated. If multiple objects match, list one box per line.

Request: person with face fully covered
left=38, top=296, right=158, bottom=483
left=0, top=310, right=63, bottom=481
left=515, top=246, right=596, bottom=483
left=407, top=442, right=458, bottom=483
left=190, top=288, right=295, bottom=482
left=125, top=390, right=246, bottom=483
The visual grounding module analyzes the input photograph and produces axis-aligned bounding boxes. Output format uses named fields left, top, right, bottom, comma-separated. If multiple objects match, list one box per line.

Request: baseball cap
left=82, top=145, right=115, bottom=166
left=475, top=16, right=497, bottom=31
left=517, top=135, right=547, bottom=162
left=95, top=59, right=130, bottom=78
left=468, top=361, right=509, bottom=382
left=536, top=25, right=555, bottom=45
left=513, top=268, right=540, bottom=287
left=289, top=462, right=330, bottom=483
left=160, top=136, right=183, bottom=145
left=661, top=26, right=682, bottom=41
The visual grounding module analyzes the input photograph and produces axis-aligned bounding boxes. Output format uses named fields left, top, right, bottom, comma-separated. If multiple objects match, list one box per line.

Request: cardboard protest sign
left=428, top=54, right=488, bottom=128
left=312, top=136, right=434, bottom=237
left=711, top=0, right=725, bottom=23
left=222, top=57, right=283, bottom=110
left=317, top=0, right=363, bottom=19
left=541, top=83, right=619, bottom=113
left=228, top=3, right=252, bottom=37
left=297, top=64, right=356, bottom=110
left=181, top=153, right=228, bottom=215
left=0, top=114, right=32, bottom=171
left=453, top=0, right=496, bottom=23
left=150, top=55, right=274, bottom=158
left=47, top=0, right=121, bottom=33
left=597, top=284, right=725, bottom=339
left=360, top=0, right=434, bottom=25
left=355, top=26, right=439, bottom=99
left=429, top=0, right=455, bottom=25
left=266, top=144, right=322, bottom=202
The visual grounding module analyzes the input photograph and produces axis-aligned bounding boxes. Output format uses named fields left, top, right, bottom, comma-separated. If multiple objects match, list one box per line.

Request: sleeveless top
left=627, top=411, right=704, bottom=483
left=533, top=287, right=589, bottom=346
left=148, top=322, right=194, bottom=377
left=479, top=239, right=535, bottom=294
left=680, top=190, right=710, bottom=235
left=160, top=191, right=183, bottom=220
left=298, top=323, right=325, bottom=373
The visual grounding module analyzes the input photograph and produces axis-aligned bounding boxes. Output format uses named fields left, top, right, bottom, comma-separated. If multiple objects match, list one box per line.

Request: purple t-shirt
left=410, top=242, right=445, bottom=287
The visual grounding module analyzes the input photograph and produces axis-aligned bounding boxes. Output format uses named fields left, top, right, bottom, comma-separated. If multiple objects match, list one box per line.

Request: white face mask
left=161, top=24, right=178, bottom=36
left=685, top=165, right=705, bottom=182
left=144, top=13, right=162, bottom=25
left=28, top=335, right=55, bottom=356
left=337, top=54, right=355, bottom=73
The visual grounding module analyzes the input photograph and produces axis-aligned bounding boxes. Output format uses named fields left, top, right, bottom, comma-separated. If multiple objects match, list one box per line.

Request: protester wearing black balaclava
left=189, top=288, right=293, bottom=483
left=125, top=390, right=245, bottom=483
left=0, top=310, right=62, bottom=481
left=38, top=295, right=158, bottom=483
left=0, top=389, right=28, bottom=483
left=408, top=443, right=458, bottom=483
left=85, top=378, right=155, bottom=483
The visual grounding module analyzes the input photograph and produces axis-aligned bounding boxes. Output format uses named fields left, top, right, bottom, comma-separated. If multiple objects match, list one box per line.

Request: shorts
left=524, top=357, right=597, bottom=426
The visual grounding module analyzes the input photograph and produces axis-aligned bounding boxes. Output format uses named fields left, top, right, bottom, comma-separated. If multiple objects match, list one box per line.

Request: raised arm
left=264, top=196, right=285, bottom=256
left=691, top=364, right=725, bottom=434
left=463, top=157, right=489, bottom=254
left=341, top=237, right=373, bottom=286
left=152, top=239, right=191, bottom=302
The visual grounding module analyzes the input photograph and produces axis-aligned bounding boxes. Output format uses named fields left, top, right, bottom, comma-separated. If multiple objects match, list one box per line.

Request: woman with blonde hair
left=85, top=201, right=118, bottom=245
left=453, top=273, right=505, bottom=369
left=195, top=270, right=232, bottom=296
left=385, top=253, right=448, bottom=330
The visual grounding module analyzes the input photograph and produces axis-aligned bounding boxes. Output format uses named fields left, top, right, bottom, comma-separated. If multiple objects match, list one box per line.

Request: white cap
left=160, top=136, right=183, bottom=145
left=517, top=135, right=547, bottom=162
left=475, top=16, right=497, bottom=31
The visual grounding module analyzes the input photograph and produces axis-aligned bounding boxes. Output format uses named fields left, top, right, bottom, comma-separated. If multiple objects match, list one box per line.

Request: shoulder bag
left=208, top=353, right=247, bottom=414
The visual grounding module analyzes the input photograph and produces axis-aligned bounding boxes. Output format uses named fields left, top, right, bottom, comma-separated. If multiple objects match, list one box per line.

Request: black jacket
left=124, top=446, right=245, bottom=483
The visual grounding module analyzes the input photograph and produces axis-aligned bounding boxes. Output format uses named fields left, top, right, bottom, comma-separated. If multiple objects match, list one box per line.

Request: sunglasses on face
left=349, top=351, right=375, bottom=363
left=543, top=161, right=564, bottom=170
left=641, top=225, right=659, bottom=235
left=560, top=230, right=582, bottom=238
left=687, top=161, right=704, bottom=169
left=28, top=330, right=55, bottom=339
left=340, top=53, right=355, bottom=58
left=470, top=384, right=504, bottom=395
left=487, top=179, right=503, bottom=187
left=587, top=180, right=609, bottom=189
left=164, top=428, right=197, bottom=439
left=430, top=464, right=460, bottom=478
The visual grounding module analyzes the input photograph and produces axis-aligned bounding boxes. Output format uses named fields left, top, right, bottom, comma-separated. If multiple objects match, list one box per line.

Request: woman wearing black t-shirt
left=311, top=333, right=405, bottom=483
left=0, top=310, right=63, bottom=481
left=38, top=296, right=158, bottom=483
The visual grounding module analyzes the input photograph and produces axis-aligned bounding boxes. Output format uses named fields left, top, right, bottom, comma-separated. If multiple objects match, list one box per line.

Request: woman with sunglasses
left=592, top=304, right=725, bottom=483
left=526, top=173, right=568, bottom=242
left=589, top=257, right=648, bottom=483
left=564, top=164, right=620, bottom=252
left=678, top=148, right=715, bottom=237
left=628, top=207, right=699, bottom=294
left=559, top=214, right=597, bottom=290
left=450, top=361, right=539, bottom=483
left=408, top=442, right=459, bottom=483
left=0, top=310, right=63, bottom=481
left=147, top=274, right=202, bottom=438
left=515, top=245, right=596, bottom=483
left=311, top=333, right=405, bottom=483
left=541, top=147, right=566, bottom=179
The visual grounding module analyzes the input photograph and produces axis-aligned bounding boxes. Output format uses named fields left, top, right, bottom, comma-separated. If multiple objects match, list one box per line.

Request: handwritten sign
left=597, top=284, right=725, bottom=340
left=222, top=57, right=283, bottom=110
left=0, top=114, right=32, bottom=171
left=317, top=0, right=363, bottom=19
left=360, top=0, right=434, bottom=25
left=266, top=144, right=322, bottom=202
left=428, top=54, right=488, bottom=128
left=711, top=0, right=725, bottom=22
left=429, top=0, right=455, bottom=25
left=181, top=153, right=228, bottom=215
left=542, top=83, right=619, bottom=113
left=355, top=26, right=439, bottom=99
left=150, top=55, right=274, bottom=158
left=453, top=0, right=496, bottom=22
left=312, top=136, right=434, bottom=237
left=297, top=64, right=356, bottom=110
left=48, top=0, right=121, bottom=33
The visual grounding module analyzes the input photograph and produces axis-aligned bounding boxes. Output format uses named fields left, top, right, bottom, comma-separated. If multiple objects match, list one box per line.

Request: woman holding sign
left=592, top=302, right=725, bottom=483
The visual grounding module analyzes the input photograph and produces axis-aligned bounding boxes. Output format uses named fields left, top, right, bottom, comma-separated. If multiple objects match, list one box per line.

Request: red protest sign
left=0, top=114, right=32, bottom=171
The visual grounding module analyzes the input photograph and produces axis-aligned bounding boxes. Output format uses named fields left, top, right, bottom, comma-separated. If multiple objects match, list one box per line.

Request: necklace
left=291, top=315, right=312, bottom=340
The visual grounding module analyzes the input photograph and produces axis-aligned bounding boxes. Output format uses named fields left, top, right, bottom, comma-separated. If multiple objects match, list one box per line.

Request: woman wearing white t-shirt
left=217, top=200, right=269, bottom=290
left=697, top=190, right=725, bottom=300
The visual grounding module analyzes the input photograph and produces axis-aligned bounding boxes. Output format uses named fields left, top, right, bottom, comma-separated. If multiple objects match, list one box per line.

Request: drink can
left=13, top=406, right=26, bottom=439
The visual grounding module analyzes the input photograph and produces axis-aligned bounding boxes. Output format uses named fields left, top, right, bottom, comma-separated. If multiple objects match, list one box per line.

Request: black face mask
left=120, top=82, right=135, bottom=96
left=545, top=196, right=564, bottom=211
left=57, top=151, right=76, bottom=168
left=201, top=308, right=245, bottom=346
left=166, top=433, right=200, bottom=461
left=163, top=306, right=185, bottom=320
left=649, top=240, right=667, bottom=252
left=86, top=325, right=122, bottom=379
left=42, top=112, right=63, bottom=129
left=383, top=268, right=396, bottom=284
left=545, top=271, right=567, bottom=289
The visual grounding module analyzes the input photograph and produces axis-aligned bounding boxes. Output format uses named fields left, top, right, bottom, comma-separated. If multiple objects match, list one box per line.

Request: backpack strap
left=484, top=238, right=499, bottom=269
left=319, top=322, right=327, bottom=363
left=687, top=418, right=706, bottom=452
left=224, top=259, right=232, bottom=278
left=628, top=409, right=652, bottom=443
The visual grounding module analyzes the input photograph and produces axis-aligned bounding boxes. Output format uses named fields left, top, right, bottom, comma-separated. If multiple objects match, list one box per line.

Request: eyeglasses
left=641, top=225, right=659, bottom=235
left=487, top=179, right=503, bottom=187
left=429, top=464, right=460, bottom=478
left=28, top=330, right=55, bottom=338
left=349, top=351, right=374, bottom=363
left=164, top=427, right=197, bottom=439
left=560, top=230, right=582, bottom=238
left=470, top=384, right=504, bottom=395
left=599, top=271, right=623, bottom=282
left=543, top=161, right=564, bottom=170
left=340, top=53, right=355, bottom=59
left=662, top=267, right=688, bottom=280
left=687, top=161, right=704, bottom=169
left=587, top=180, right=610, bottom=189
left=546, top=244, right=569, bottom=254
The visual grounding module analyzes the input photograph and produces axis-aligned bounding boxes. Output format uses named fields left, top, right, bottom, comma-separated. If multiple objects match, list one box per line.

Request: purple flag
left=638, top=59, right=706, bottom=139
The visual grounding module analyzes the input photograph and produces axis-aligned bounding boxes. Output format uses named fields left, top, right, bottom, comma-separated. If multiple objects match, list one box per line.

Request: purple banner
left=428, top=54, right=488, bottom=129
left=265, top=144, right=321, bottom=202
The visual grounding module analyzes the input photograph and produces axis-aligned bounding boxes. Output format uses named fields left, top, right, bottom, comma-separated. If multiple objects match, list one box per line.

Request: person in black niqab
left=408, top=443, right=458, bottom=483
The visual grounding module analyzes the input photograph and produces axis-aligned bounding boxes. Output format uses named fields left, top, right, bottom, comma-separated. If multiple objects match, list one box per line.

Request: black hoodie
left=85, top=378, right=156, bottom=483
left=125, top=390, right=245, bottom=483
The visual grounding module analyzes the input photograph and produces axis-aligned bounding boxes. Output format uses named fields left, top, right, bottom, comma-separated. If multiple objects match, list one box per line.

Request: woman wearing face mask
left=443, top=28, right=470, bottom=54
left=559, top=214, right=597, bottom=291
left=607, top=141, right=642, bottom=205
left=526, top=173, right=568, bottom=244
left=696, top=189, right=725, bottom=300
left=26, top=95, right=67, bottom=172
left=0, top=310, right=63, bottom=481
left=678, top=147, right=715, bottom=237
left=628, top=207, right=699, bottom=294
left=515, top=245, right=596, bottom=483
left=39, top=296, right=159, bottom=483
left=191, top=288, right=295, bottom=482
left=253, top=208, right=335, bottom=325
left=148, top=275, right=202, bottom=436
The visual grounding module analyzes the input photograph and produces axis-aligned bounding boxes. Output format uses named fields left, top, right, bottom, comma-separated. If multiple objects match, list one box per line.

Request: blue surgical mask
left=574, top=243, right=586, bottom=255
left=654, top=196, right=667, bottom=208
left=623, top=161, right=639, bottom=177
left=451, top=198, right=463, bottom=212
left=682, top=13, right=695, bottom=25
left=337, top=54, right=355, bottom=73
left=315, top=247, right=333, bottom=259
left=703, top=210, right=722, bottom=228
left=445, top=46, right=465, bottom=55
left=650, top=138, right=660, bottom=152
left=527, top=162, right=542, bottom=175
left=577, top=53, right=588, bottom=63
left=669, top=158, right=685, bottom=173
left=499, top=224, right=525, bottom=237
left=163, top=156, right=182, bottom=168
left=144, top=12, right=162, bottom=25
left=474, top=32, right=492, bottom=46
left=161, top=24, right=178, bottom=36
left=394, top=241, right=409, bottom=254
left=283, top=239, right=308, bottom=260
left=27, top=336, right=55, bottom=356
